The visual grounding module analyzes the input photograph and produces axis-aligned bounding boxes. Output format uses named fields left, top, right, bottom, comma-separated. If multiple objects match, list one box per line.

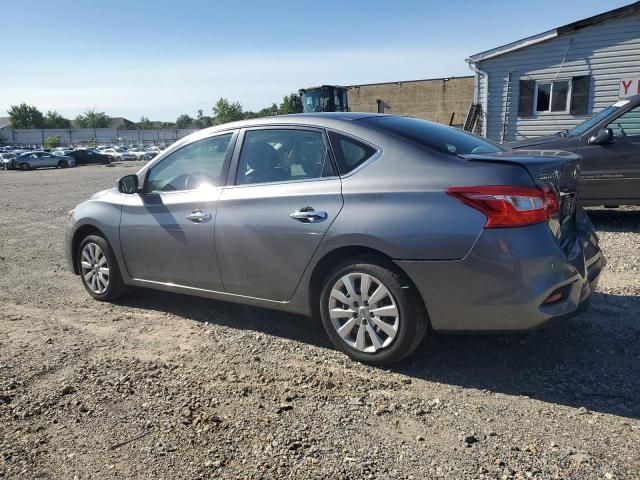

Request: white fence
left=0, top=127, right=200, bottom=147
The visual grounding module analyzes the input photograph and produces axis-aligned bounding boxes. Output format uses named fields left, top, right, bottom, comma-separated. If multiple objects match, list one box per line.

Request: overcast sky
left=1, top=0, right=633, bottom=121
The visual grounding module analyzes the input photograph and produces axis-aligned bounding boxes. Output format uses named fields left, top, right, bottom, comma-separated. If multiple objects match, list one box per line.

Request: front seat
left=242, top=142, right=290, bottom=184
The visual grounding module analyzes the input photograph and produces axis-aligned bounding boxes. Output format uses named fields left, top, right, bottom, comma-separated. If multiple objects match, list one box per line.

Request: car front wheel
left=319, top=258, right=427, bottom=365
left=77, top=234, right=128, bottom=301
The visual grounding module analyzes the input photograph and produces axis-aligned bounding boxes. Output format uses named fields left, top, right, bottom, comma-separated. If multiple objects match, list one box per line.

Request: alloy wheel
left=328, top=273, right=400, bottom=353
left=80, top=242, right=110, bottom=294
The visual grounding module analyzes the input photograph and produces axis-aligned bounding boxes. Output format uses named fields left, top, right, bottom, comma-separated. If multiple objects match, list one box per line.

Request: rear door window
left=327, top=131, right=377, bottom=174
left=235, top=129, right=334, bottom=185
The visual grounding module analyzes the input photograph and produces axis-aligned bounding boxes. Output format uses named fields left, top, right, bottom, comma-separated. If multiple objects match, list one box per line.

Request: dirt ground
left=1, top=163, right=639, bottom=480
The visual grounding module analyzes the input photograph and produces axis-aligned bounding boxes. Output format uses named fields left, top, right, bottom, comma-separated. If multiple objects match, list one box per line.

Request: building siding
left=347, top=77, right=474, bottom=126
left=475, top=12, right=640, bottom=141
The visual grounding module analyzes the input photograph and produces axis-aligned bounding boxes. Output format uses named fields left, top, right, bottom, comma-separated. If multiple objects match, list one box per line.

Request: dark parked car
left=508, top=95, right=640, bottom=207
left=66, top=114, right=603, bottom=365
left=67, top=149, right=112, bottom=165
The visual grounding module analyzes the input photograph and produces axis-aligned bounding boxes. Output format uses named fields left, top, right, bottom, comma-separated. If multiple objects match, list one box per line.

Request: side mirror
left=588, top=128, right=613, bottom=145
left=117, top=174, right=139, bottom=194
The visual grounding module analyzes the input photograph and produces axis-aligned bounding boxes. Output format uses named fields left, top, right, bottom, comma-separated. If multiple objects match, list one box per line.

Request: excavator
left=299, top=85, right=349, bottom=113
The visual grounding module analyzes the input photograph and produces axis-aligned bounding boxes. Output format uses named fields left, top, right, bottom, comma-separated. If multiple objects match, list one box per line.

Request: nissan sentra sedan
left=66, top=113, right=603, bottom=365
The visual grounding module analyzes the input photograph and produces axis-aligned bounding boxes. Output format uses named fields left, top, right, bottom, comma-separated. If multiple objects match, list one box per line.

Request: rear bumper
left=396, top=222, right=603, bottom=332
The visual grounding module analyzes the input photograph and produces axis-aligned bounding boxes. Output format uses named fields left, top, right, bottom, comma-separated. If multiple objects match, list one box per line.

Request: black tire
left=319, top=257, right=428, bottom=366
left=58, top=160, right=68, bottom=168
left=20, top=163, right=30, bottom=171
left=77, top=234, right=128, bottom=301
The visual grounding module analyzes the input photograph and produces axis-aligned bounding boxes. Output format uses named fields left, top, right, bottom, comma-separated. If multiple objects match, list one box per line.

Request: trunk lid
left=459, top=150, right=589, bottom=254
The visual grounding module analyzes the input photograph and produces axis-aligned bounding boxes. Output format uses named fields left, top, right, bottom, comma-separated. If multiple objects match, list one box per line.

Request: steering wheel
left=184, top=172, right=215, bottom=190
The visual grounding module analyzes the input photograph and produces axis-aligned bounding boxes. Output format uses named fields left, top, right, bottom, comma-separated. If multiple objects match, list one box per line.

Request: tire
left=58, top=160, right=68, bottom=168
left=319, top=257, right=428, bottom=365
left=77, top=234, right=128, bottom=301
left=20, top=163, right=30, bottom=171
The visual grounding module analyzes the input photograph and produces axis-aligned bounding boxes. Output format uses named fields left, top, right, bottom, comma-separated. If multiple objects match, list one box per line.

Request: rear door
left=578, top=104, right=640, bottom=201
left=119, top=131, right=236, bottom=290
left=40, top=152, right=57, bottom=167
left=215, top=127, right=343, bottom=301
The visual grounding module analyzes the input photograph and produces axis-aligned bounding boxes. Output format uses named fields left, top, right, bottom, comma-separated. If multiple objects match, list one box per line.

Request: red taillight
left=447, top=185, right=558, bottom=228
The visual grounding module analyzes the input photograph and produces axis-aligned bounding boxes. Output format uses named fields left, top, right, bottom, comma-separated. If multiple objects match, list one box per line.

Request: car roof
left=198, top=112, right=388, bottom=134
left=622, top=94, right=640, bottom=106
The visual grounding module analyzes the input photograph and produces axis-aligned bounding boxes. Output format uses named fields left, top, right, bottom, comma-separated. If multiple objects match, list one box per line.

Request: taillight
left=447, top=185, right=558, bottom=228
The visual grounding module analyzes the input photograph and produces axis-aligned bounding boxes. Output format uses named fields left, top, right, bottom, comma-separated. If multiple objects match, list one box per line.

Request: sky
left=1, top=0, right=634, bottom=121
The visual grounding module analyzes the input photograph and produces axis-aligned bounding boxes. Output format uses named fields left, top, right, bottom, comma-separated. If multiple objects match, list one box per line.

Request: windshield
left=361, top=116, right=507, bottom=156
left=568, top=104, right=622, bottom=136
left=302, top=89, right=331, bottom=113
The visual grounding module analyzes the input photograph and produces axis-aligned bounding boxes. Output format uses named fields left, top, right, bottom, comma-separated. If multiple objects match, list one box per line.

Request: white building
left=466, top=2, right=640, bottom=141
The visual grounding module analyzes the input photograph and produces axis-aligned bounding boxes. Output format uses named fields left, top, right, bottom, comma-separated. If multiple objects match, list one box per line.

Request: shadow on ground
left=586, top=207, right=640, bottom=233
left=119, top=288, right=640, bottom=420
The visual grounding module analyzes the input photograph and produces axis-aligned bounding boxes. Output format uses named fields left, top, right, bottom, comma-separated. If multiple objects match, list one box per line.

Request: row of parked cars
left=0, top=145, right=165, bottom=171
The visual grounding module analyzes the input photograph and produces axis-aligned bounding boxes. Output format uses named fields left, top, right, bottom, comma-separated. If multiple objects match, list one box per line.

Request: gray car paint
left=508, top=95, right=640, bottom=206
left=67, top=113, right=602, bottom=331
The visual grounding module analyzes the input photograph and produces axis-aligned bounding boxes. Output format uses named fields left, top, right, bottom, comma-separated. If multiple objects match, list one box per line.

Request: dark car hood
left=505, top=134, right=568, bottom=149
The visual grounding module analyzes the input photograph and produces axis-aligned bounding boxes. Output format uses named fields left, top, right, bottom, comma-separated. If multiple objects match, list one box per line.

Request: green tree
left=258, top=103, right=279, bottom=117
left=74, top=109, right=111, bottom=128
left=137, top=116, right=153, bottom=129
left=212, top=98, right=244, bottom=125
left=175, top=114, right=194, bottom=129
left=7, top=103, right=45, bottom=129
left=194, top=109, right=213, bottom=128
left=44, top=110, right=71, bottom=129
left=278, top=93, right=303, bottom=114
left=43, top=135, right=61, bottom=149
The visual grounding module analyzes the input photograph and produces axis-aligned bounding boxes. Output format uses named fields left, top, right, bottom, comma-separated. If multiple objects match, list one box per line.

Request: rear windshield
left=360, top=116, right=506, bottom=156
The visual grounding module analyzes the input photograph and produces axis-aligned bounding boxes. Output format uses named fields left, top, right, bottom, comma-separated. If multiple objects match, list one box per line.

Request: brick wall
left=347, top=76, right=474, bottom=126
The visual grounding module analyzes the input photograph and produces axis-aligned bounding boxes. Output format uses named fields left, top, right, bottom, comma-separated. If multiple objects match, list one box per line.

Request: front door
left=579, top=105, right=640, bottom=201
left=215, top=127, right=343, bottom=301
left=119, top=132, right=235, bottom=290
left=40, top=152, right=57, bottom=167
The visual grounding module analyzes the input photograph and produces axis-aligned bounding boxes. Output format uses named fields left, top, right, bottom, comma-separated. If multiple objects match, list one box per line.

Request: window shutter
left=570, top=75, right=589, bottom=115
left=518, top=80, right=535, bottom=117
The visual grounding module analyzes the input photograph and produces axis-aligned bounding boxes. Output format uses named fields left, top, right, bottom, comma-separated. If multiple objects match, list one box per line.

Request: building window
left=535, top=80, right=571, bottom=113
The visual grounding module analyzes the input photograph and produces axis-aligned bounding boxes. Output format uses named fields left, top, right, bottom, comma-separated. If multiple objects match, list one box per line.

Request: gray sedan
left=14, top=151, right=76, bottom=170
left=66, top=113, right=603, bottom=365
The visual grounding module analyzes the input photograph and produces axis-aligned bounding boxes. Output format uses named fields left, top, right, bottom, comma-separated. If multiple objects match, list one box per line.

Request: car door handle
left=186, top=209, right=211, bottom=223
left=290, top=207, right=328, bottom=223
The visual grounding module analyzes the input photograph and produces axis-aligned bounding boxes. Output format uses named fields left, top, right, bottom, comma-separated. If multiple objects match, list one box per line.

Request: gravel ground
left=1, top=163, right=639, bottom=480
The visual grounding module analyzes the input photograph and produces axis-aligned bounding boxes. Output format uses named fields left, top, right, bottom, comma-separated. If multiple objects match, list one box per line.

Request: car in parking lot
left=1, top=152, right=17, bottom=170
left=52, top=148, right=74, bottom=156
left=15, top=151, right=76, bottom=170
left=102, top=147, right=135, bottom=161
left=145, top=146, right=164, bottom=155
left=66, top=113, right=603, bottom=365
left=128, top=147, right=156, bottom=160
left=66, top=149, right=112, bottom=165
left=509, top=94, right=640, bottom=207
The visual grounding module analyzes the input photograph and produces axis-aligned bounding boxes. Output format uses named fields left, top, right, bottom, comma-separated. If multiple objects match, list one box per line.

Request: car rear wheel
left=20, top=163, right=30, bottom=171
left=319, top=258, right=427, bottom=365
left=77, top=234, right=128, bottom=301
left=58, top=160, right=68, bottom=168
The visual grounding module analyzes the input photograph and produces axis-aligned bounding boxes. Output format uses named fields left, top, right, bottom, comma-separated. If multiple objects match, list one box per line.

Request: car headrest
left=244, top=142, right=279, bottom=170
